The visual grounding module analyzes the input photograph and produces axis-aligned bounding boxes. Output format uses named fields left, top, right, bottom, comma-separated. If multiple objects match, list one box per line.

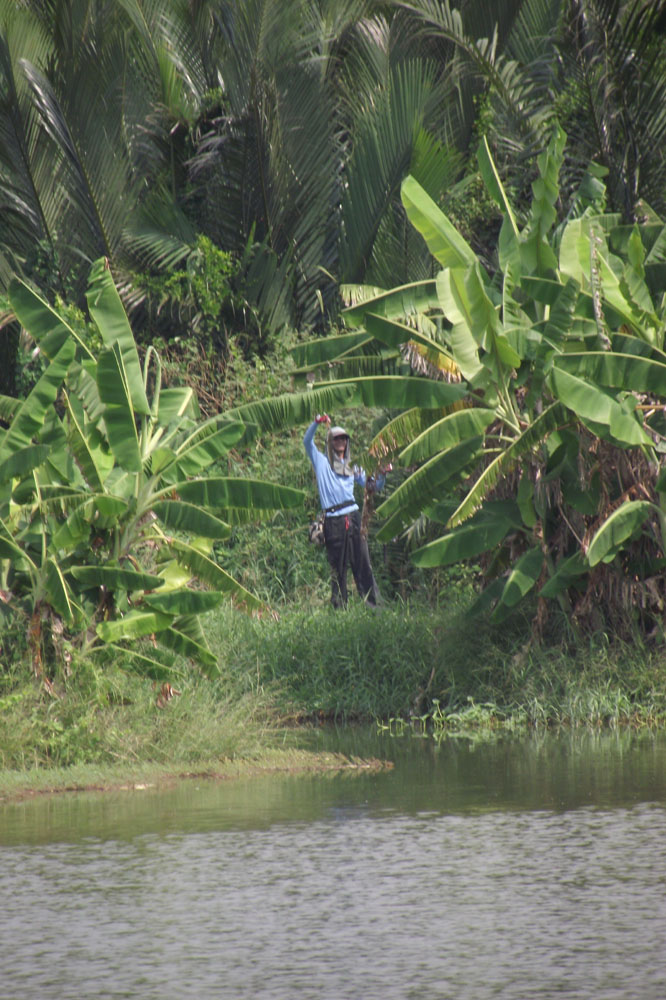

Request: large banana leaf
left=86, top=258, right=150, bottom=415
left=296, top=355, right=404, bottom=385
left=491, top=547, right=543, bottom=622
left=45, top=557, right=75, bottom=622
left=586, top=501, right=657, bottom=566
left=0, top=338, right=74, bottom=464
left=100, top=407, right=142, bottom=473
left=53, top=502, right=96, bottom=551
left=549, top=367, right=651, bottom=448
left=173, top=478, right=304, bottom=512
left=445, top=318, right=484, bottom=382
left=520, top=126, right=565, bottom=276
left=0, top=526, right=35, bottom=571
left=63, top=392, right=106, bottom=491
left=376, top=437, right=483, bottom=539
left=8, top=278, right=95, bottom=362
left=411, top=505, right=519, bottom=568
left=553, top=352, right=666, bottom=397
left=450, top=266, right=520, bottom=369
left=162, top=418, right=251, bottom=476
left=96, top=344, right=142, bottom=471
left=322, top=375, right=467, bottom=410
left=169, top=539, right=264, bottom=612
left=611, top=331, right=666, bottom=362
left=97, top=610, right=174, bottom=642
left=401, top=175, right=479, bottom=271
left=104, top=645, right=186, bottom=682
left=36, top=410, right=80, bottom=488
left=71, top=566, right=165, bottom=590
left=400, top=408, right=495, bottom=464
left=342, top=280, right=440, bottom=329
left=521, top=275, right=630, bottom=333
left=0, top=397, right=20, bottom=423
left=559, top=219, right=649, bottom=337
left=151, top=501, right=231, bottom=540
left=291, top=332, right=374, bottom=368
left=447, top=404, right=568, bottom=528
left=158, top=627, right=218, bottom=676
left=0, top=444, right=50, bottom=483
left=364, top=313, right=453, bottom=369
left=142, top=589, right=224, bottom=616
left=227, top=385, right=358, bottom=433
left=364, top=407, right=453, bottom=464
left=157, top=387, right=198, bottom=424
left=229, top=377, right=467, bottom=432
left=436, top=266, right=521, bottom=376
left=539, top=552, right=588, bottom=599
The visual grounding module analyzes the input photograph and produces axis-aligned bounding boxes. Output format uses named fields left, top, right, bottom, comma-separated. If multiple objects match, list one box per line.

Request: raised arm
left=303, top=413, right=330, bottom=464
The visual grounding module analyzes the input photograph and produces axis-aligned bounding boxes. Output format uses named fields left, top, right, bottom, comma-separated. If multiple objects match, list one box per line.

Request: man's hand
left=315, top=413, right=331, bottom=424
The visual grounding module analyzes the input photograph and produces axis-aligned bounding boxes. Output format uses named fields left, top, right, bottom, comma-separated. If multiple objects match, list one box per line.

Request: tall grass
left=0, top=656, right=276, bottom=772
left=3, top=593, right=666, bottom=778
left=205, top=600, right=666, bottom=728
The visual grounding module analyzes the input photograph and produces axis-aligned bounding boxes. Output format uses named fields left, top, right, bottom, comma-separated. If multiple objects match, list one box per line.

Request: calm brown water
left=2, top=729, right=666, bottom=1000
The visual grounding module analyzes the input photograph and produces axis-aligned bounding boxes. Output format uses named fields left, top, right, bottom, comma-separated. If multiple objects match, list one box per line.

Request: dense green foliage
left=298, top=129, right=666, bottom=638
left=3, top=1, right=666, bottom=781
left=0, top=0, right=472, bottom=352
left=0, top=254, right=457, bottom=683
left=4, top=0, right=664, bottom=378
left=0, top=259, right=312, bottom=676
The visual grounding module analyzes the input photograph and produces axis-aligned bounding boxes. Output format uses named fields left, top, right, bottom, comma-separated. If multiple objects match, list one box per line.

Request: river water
left=2, top=728, right=666, bottom=1000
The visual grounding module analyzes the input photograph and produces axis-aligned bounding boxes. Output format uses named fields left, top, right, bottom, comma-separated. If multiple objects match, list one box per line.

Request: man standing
left=303, top=413, right=385, bottom=609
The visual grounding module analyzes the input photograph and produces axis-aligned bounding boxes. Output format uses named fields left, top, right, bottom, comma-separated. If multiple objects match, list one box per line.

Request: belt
left=324, top=501, right=356, bottom=515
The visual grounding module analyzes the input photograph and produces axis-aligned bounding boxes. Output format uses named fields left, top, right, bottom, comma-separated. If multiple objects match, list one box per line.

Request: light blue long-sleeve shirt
left=303, top=420, right=361, bottom=515
left=303, top=421, right=385, bottom=514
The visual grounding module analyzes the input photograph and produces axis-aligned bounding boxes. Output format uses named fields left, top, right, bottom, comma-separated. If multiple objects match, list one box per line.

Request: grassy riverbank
left=214, top=601, right=666, bottom=729
left=0, top=749, right=391, bottom=802
left=2, top=595, right=666, bottom=799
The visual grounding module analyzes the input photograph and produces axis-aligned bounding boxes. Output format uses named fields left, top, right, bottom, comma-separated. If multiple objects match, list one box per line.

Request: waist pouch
left=308, top=501, right=355, bottom=544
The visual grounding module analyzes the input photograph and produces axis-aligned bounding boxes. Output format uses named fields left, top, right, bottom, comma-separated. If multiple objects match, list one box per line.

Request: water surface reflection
left=2, top=729, right=665, bottom=999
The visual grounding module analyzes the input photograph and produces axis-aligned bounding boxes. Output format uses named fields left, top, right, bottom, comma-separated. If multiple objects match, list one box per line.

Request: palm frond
left=403, top=0, right=555, bottom=148
left=504, top=0, right=562, bottom=64
left=556, top=0, right=666, bottom=218
left=123, top=184, right=196, bottom=272
left=21, top=52, right=134, bottom=265
left=0, top=16, right=61, bottom=266
left=339, top=58, right=443, bottom=282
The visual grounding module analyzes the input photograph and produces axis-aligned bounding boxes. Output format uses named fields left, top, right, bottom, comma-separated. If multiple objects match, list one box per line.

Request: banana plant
left=296, top=129, right=666, bottom=634
left=1, top=258, right=324, bottom=677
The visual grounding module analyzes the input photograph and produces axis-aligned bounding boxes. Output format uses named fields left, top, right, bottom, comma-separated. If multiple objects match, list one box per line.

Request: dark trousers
left=323, top=509, right=379, bottom=608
